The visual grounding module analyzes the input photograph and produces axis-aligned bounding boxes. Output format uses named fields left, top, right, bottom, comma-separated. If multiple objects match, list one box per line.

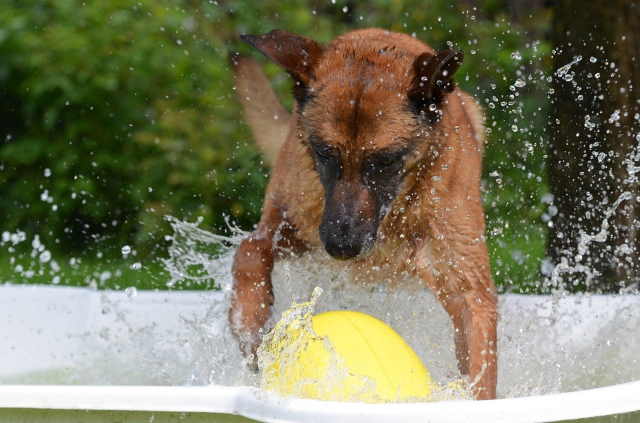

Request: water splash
left=162, top=215, right=244, bottom=289
left=257, top=287, right=366, bottom=401
left=555, top=55, right=582, bottom=81
left=153, top=219, right=472, bottom=399
left=2, top=217, right=639, bottom=400
left=258, top=286, right=471, bottom=402
left=546, top=191, right=633, bottom=290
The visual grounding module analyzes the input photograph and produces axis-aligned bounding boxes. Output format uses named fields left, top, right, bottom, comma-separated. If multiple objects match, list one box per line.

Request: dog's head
left=242, top=29, right=463, bottom=260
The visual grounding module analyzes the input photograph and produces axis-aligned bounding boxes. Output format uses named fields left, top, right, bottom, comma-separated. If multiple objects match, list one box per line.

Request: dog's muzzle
left=319, top=217, right=377, bottom=260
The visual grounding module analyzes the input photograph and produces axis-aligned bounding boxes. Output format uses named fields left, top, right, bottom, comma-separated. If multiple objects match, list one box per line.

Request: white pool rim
left=1, top=381, right=639, bottom=422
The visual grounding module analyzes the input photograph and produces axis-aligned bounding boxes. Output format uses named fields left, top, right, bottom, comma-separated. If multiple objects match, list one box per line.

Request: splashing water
left=257, top=287, right=367, bottom=401
left=258, top=287, right=329, bottom=392
left=150, top=218, right=640, bottom=398
left=1, top=216, right=639, bottom=400
left=554, top=55, right=582, bottom=82
left=546, top=191, right=634, bottom=290
left=162, top=215, right=244, bottom=290
left=258, top=287, right=472, bottom=402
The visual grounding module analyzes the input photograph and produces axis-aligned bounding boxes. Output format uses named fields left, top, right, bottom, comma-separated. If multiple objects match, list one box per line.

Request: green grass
left=0, top=251, right=216, bottom=291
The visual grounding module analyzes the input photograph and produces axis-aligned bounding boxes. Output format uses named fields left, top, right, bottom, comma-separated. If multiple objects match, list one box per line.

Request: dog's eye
left=311, top=142, right=337, bottom=163
left=371, top=155, right=398, bottom=168
left=366, top=152, right=404, bottom=174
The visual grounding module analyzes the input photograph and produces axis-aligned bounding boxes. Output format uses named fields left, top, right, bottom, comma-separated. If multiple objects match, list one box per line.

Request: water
left=4, top=217, right=637, bottom=403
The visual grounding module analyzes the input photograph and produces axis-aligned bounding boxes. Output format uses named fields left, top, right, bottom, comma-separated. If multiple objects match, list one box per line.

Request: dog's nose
left=324, top=235, right=362, bottom=260
left=321, top=219, right=365, bottom=260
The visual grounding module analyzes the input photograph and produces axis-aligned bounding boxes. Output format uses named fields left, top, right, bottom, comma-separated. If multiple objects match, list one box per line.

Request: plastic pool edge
left=0, top=380, right=639, bottom=423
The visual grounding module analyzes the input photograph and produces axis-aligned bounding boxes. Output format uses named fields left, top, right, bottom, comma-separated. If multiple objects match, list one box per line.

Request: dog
left=228, top=28, right=497, bottom=400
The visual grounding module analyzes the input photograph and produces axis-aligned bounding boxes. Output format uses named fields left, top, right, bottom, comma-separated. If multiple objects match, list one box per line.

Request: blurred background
left=1, top=0, right=638, bottom=293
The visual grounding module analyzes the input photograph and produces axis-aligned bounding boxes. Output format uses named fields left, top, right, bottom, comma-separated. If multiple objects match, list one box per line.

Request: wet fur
left=229, top=28, right=497, bottom=400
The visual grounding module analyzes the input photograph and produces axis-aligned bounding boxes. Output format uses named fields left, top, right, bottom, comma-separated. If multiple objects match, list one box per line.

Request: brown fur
left=230, top=28, right=497, bottom=400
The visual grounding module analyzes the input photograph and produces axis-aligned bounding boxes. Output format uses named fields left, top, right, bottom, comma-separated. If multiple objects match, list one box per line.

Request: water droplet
left=39, top=250, right=51, bottom=263
left=121, top=245, right=132, bottom=256
left=32, top=235, right=43, bottom=251
left=124, top=287, right=138, bottom=298
left=511, top=51, right=522, bottom=61
left=514, top=79, right=526, bottom=88
left=584, top=115, right=596, bottom=130
left=44, top=168, right=52, bottom=177
left=589, top=56, right=597, bottom=63
left=608, top=109, right=620, bottom=123
left=130, top=262, right=142, bottom=270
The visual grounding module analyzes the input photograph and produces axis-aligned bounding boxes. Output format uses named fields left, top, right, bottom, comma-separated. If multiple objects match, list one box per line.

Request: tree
left=547, top=0, right=640, bottom=292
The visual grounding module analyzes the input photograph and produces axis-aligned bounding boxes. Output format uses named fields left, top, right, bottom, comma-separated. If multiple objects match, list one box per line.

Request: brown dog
left=229, top=28, right=497, bottom=400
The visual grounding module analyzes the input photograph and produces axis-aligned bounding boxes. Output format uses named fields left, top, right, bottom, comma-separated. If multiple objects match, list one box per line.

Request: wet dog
left=229, top=28, right=497, bottom=399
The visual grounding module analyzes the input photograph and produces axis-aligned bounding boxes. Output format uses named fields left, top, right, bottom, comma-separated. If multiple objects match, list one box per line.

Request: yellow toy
left=261, top=310, right=432, bottom=402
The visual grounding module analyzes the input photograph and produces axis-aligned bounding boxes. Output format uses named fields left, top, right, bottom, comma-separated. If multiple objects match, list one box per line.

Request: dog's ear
left=241, top=30, right=323, bottom=105
left=408, top=49, right=463, bottom=118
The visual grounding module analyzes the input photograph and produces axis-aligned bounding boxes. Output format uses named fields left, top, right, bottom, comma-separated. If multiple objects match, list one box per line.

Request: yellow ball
left=262, top=310, right=432, bottom=402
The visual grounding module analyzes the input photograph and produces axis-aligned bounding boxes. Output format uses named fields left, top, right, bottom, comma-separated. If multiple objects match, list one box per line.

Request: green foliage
left=0, top=0, right=267, bottom=256
left=0, top=0, right=551, bottom=290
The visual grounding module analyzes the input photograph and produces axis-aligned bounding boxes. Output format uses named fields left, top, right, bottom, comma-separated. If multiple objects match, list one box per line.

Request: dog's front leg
left=229, top=227, right=276, bottom=367
left=229, top=203, right=308, bottom=367
left=440, top=289, right=497, bottom=400
left=416, top=245, right=497, bottom=399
